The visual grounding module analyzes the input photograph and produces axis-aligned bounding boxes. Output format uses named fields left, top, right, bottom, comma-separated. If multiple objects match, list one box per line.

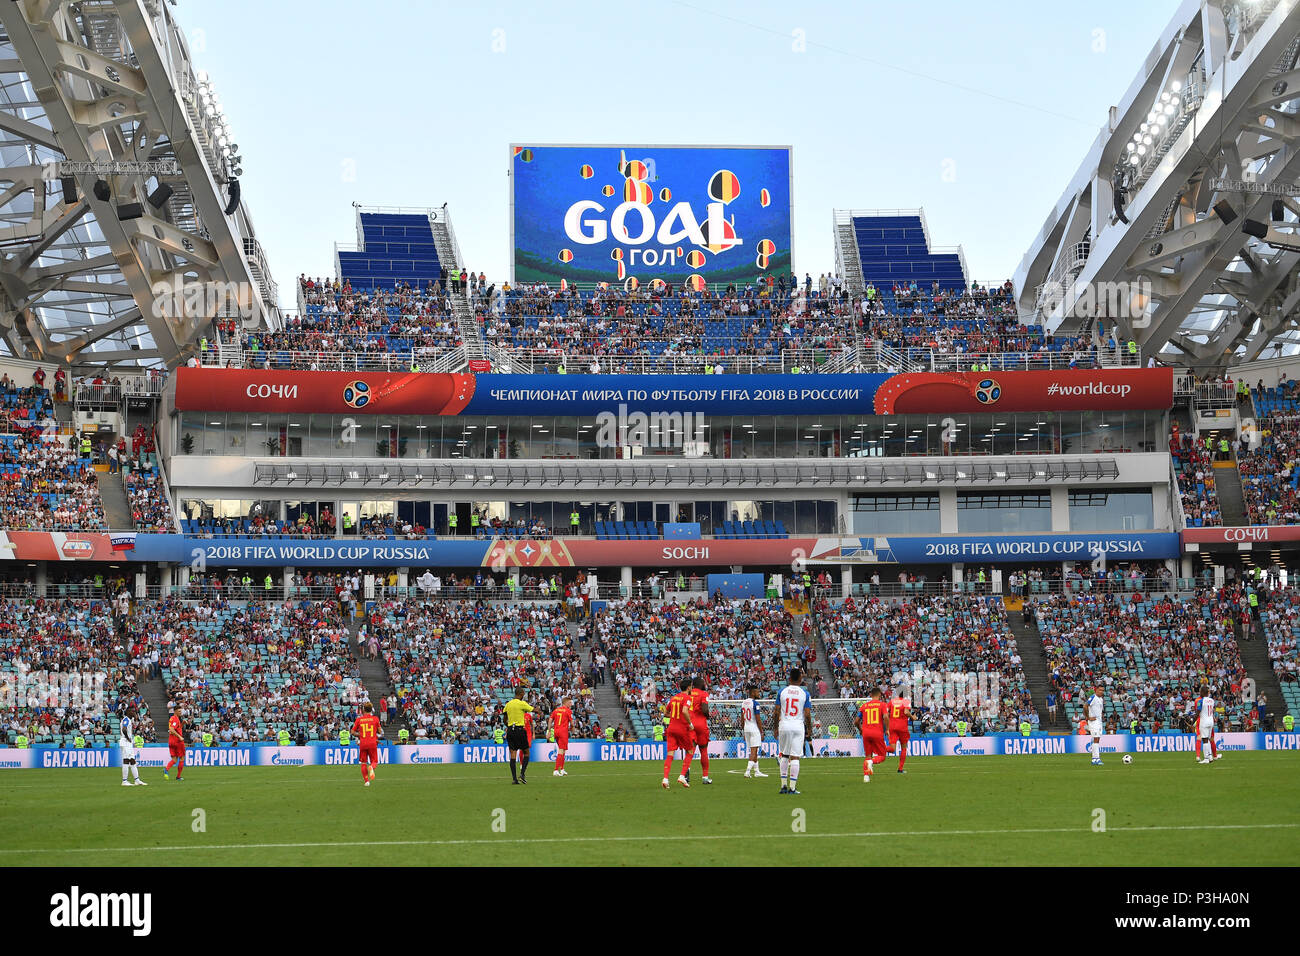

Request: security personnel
left=1219, top=437, right=1230, bottom=461
left=73, top=733, right=86, bottom=748
left=652, top=722, right=664, bottom=742
left=202, top=731, right=214, bottom=748
left=570, top=510, right=580, bottom=533
left=1129, top=719, right=1139, bottom=735
left=1249, top=589, right=1259, bottom=614
left=791, top=365, right=802, bottom=374
left=1284, top=714, right=1294, bottom=731
left=1127, top=339, right=1137, bottom=358
left=448, top=512, right=458, bottom=534
left=398, top=728, right=409, bottom=744
left=94, top=573, right=104, bottom=591
left=342, top=513, right=353, bottom=532
left=133, top=733, right=144, bottom=750
left=503, top=687, right=534, bottom=784
left=80, top=435, right=91, bottom=458
left=264, top=573, right=273, bottom=592
left=1019, top=720, right=1032, bottom=737
left=241, top=573, right=251, bottom=592
left=604, top=725, right=615, bottom=742
left=557, top=364, right=566, bottom=375
left=547, top=727, right=556, bottom=743
left=955, top=719, right=968, bottom=737
left=470, top=511, right=480, bottom=532
left=277, top=728, right=291, bottom=747
left=15, top=732, right=29, bottom=748
left=340, top=728, right=351, bottom=747
left=828, top=723, right=839, bottom=739
left=493, top=726, right=505, bottom=745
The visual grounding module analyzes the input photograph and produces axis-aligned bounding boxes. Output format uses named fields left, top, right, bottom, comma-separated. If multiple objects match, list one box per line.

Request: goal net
left=708, top=699, right=865, bottom=741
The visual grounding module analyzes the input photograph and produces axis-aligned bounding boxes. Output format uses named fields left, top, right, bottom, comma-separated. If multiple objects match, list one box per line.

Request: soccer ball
left=974, top=378, right=1001, bottom=404
left=1122, top=754, right=1133, bottom=764
left=342, top=380, right=371, bottom=408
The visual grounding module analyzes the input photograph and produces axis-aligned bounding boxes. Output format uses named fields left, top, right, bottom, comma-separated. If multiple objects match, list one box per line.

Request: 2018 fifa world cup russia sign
left=174, top=368, right=1174, bottom=416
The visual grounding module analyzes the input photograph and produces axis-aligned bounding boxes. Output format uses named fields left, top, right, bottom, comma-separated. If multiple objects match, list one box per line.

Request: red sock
left=897, top=746, right=907, bottom=770
left=165, top=759, right=173, bottom=773
left=556, top=752, right=564, bottom=771
left=700, top=751, right=710, bottom=777
left=682, top=750, right=694, bottom=774
left=176, top=757, right=184, bottom=777
left=361, top=761, right=369, bottom=782
left=1195, top=736, right=1202, bottom=759
left=663, top=755, right=673, bottom=779
left=1210, top=736, right=1217, bottom=757
left=863, top=758, right=872, bottom=775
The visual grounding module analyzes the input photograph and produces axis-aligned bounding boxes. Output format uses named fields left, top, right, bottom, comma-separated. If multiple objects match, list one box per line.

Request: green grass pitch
left=2, top=753, right=1297, bottom=866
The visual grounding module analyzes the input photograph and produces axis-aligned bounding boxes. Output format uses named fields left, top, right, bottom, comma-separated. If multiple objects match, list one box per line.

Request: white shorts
left=1198, top=717, right=1214, bottom=738
left=743, top=727, right=761, bottom=750
left=119, top=742, right=137, bottom=761
left=778, top=723, right=804, bottom=757
left=1087, top=719, right=1103, bottom=738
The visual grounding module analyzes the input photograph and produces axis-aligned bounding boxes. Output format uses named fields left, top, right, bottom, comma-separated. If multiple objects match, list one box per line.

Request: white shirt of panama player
left=776, top=683, right=811, bottom=757
left=1086, top=691, right=1104, bottom=737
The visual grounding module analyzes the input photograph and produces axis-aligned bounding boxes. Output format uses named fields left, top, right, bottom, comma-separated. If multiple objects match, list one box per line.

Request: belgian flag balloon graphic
left=684, top=274, right=707, bottom=292
left=623, top=178, right=653, bottom=204
left=601, top=184, right=616, bottom=197
left=701, top=214, right=739, bottom=253
left=616, top=261, right=626, bottom=280
left=624, top=276, right=639, bottom=291
left=659, top=187, right=672, bottom=202
left=517, top=148, right=533, bottom=162
left=610, top=248, right=624, bottom=261
left=579, top=164, right=594, bottom=179
left=708, top=169, right=741, bottom=204
left=622, top=159, right=649, bottom=180
left=759, top=187, right=771, bottom=207
left=558, top=249, right=574, bottom=263
left=685, top=250, right=707, bottom=268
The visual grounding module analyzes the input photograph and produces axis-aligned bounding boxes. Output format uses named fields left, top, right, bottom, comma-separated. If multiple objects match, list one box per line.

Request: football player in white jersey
left=773, top=668, right=812, bottom=794
left=119, top=707, right=146, bottom=787
left=1085, top=683, right=1105, bottom=766
left=741, top=685, right=767, bottom=778
left=1189, top=692, right=1221, bottom=764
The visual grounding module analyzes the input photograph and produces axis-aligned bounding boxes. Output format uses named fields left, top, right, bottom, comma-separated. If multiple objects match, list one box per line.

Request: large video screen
left=510, top=144, right=792, bottom=289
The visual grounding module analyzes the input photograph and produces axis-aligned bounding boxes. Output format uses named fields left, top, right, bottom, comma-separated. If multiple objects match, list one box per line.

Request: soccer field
left=2, top=753, right=1297, bottom=867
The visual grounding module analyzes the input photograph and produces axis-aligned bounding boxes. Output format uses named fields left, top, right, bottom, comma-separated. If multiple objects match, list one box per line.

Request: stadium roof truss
left=251, top=456, right=1123, bottom=492
left=0, top=0, right=277, bottom=370
left=1015, top=0, right=1300, bottom=370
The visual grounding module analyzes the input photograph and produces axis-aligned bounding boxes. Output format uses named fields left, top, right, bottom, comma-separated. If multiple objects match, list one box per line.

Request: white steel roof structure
left=1015, top=0, right=1300, bottom=371
left=0, top=0, right=277, bottom=370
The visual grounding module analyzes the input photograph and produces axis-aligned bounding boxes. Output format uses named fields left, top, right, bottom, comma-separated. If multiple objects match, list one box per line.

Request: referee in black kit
left=504, top=686, right=534, bottom=784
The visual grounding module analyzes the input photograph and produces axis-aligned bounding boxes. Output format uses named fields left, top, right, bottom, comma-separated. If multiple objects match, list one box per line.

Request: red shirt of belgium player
left=352, top=713, right=381, bottom=746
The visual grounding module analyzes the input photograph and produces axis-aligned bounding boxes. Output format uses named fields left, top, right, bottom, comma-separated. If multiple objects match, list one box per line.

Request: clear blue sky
left=186, top=0, right=1179, bottom=308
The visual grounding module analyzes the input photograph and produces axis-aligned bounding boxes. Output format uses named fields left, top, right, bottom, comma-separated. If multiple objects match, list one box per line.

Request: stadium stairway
left=574, top=619, right=629, bottom=734
left=1235, top=615, right=1290, bottom=721
left=349, top=619, right=410, bottom=741
left=139, top=672, right=171, bottom=739
left=100, top=474, right=133, bottom=530
left=1006, top=604, right=1055, bottom=729
left=1213, top=459, right=1248, bottom=527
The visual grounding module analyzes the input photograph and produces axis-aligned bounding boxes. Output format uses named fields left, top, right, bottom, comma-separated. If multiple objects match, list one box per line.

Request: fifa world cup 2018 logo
left=974, top=378, right=1001, bottom=405
left=342, top=380, right=371, bottom=408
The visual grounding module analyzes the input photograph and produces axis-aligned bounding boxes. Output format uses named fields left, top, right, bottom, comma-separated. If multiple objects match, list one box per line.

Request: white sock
left=122, top=764, right=128, bottom=783
left=789, top=758, right=800, bottom=789
left=779, top=755, right=790, bottom=784
left=747, top=760, right=756, bottom=772
left=1091, top=741, right=1100, bottom=760
left=131, top=763, right=140, bottom=781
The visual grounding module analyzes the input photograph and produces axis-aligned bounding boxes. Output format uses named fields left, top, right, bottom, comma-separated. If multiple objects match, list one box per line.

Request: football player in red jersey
left=551, top=698, right=573, bottom=776
left=352, top=702, right=383, bottom=786
left=688, top=676, right=713, bottom=785
left=855, top=687, right=891, bottom=782
left=163, top=707, right=185, bottom=781
left=888, top=689, right=912, bottom=774
left=661, top=677, right=696, bottom=789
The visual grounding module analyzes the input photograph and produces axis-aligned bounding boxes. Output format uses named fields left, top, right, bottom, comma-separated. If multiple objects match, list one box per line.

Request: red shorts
left=863, top=732, right=889, bottom=761
left=168, top=741, right=184, bottom=757
left=358, top=745, right=378, bottom=764
left=666, top=727, right=695, bottom=753
left=889, top=726, right=909, bottom=749
left=554, top=735, right=569, bottom=751
left=692, top=723, right=710, bottom=749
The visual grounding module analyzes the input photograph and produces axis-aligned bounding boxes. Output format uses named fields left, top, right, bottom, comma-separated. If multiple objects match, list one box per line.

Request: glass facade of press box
left=956, top=493, right=1053, bottom=534
left=174, top=409, right=1165, bottom=460
left=1067, top=488, right=1154, bottom=531
left=849, top=494, right=942, bottom=535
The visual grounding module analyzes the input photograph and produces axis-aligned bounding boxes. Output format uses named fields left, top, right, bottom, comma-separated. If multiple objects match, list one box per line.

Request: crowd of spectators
left=143, top=598, right=364, bottom=743
left=819, top=592, right=1035, bottom=734
left=1031, top=587, right=1251, bottom=733
left=0, top=434, right=106, bottom=531
left=1171, top=427, right=1223, bottom=527
left=0, top=597, right=150, bottom=746
left=370, top=598, right=596, bottom=742
left=1238, top=414, right=1300, bottom=525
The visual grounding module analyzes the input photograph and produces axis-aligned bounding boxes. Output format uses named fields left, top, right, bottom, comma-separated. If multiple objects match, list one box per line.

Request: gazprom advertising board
left=510, top=144, right=793, bottom=288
